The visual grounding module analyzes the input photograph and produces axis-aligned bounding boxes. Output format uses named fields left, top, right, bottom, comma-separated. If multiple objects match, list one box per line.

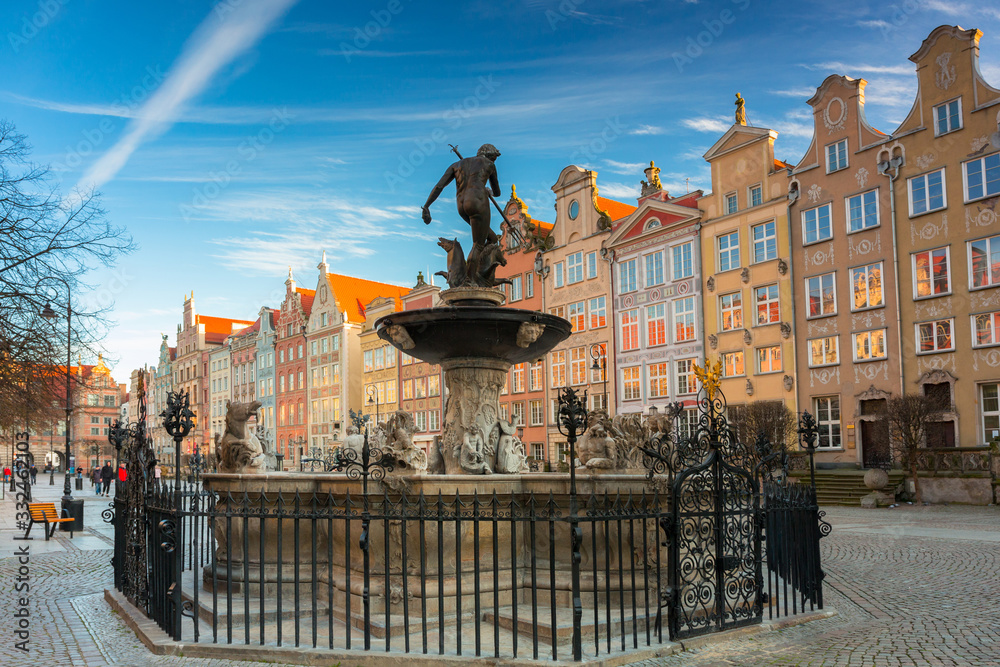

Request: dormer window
left=645, top=219, right=661, bottom=230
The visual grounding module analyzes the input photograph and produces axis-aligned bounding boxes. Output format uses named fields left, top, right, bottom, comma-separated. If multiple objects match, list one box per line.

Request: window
left=512, top=363, right=525, bottom=393
left=969, top=235, right=1000, bottom=288
left=718, top=231, right=740, bottom=272
left=720, top=292, right=743, bottom=331
left=414, top=412, right=427, bottom=432
left=809, top=336, right=839, bottom=367
left=311, top=340, right=317, bottom=356
left=645, top=251, right=664, bottom=286
left=982, top=384, right=1000, bottom=443
left=402, top=380, right=413, bottom=400
left=853, top=329, right=887, bottom=361
left=530, top=399, right=544, bottom=426
left=725, top=193, right=738, bottom=214
left=826, top=139, right=848, bottom=173
left=671, top=242, right=693, bottom=280
left=676, top=359, right=697, bottom=395
left=677, top=408, right=698, bottom=441
left=428, top=374, right=440, bottom=396
left=567, top=252, right=584, bottom=284
left=913, top=248, right=950, bottom=297
left=279, top=375, right=286, bottom=392
left=722, top=351, right=745, bottom=377
left=386, top=380, right=397, bottom=403
left=934, top=98, right=961, bottom=135
left=648, top=362, right=670, bottom=398
left=590, top=393, right=608, bottom=412
left=757, top=345, right=782, bottom=373
left=568, top=301, right=585, bottom=332
left=909, top=170, right=945, bottom=216
left=363, top=350, right=373, bottom=372
left=332, top=333, right=340, bottom=351
left=530, top=362, right=543, bottom=391
left=847, top=189, right=879, bottom=231
left=553, top=261, right=565, bottom=288
left=917, top=319, right=954, bottom=354
left=385, top=347, right=395, bottom=367
left=620, top=309, right=640, bottom=351
left=550, top=305, right=565, bottom=319
left=622, top=367, right=641, bottom=401
left=850, top=263, right=883, bottom=310
left=531, top=442, right=545, bottom=460
left=511, top=402, right=525, bottom=427
left=429, top=410, right=440, bottom=431
left=806, top=273, right=837, bottom=317
left=802, top=203, right=832, bottom=245
left=814, top=396, right=841, bottom=448
left=586, top=252, right=598, bottom=279
left=87, top=394, right=98, bottom=406
left=551, top=350, right=566, bottom=388
left=525, top=272, right=534, bottom=298
left=413, top=377, right=426, bottom=398
left=589, top=296, right=606, bottom=328
left=750, top=184, right=763, bottom=207
left=570, top=347, right=587, bottom=385
left=673, top=297, right=696, bottom=342
left=754, top=284, right=779, bottom=325
left=373, top=347, right=384, bottom=370
left=752, top=221, right=777, bottom=262
left=104, top=394, right=117, bottom=407
left=511, top=275, right=522, bottom=301
left=965, top=153, right=1000, bottom=201
left=974, top=312, right=1000, bottom=347
left=646, top=303, right=667, bottom=346
left=619, top=259, right=637, bottom=293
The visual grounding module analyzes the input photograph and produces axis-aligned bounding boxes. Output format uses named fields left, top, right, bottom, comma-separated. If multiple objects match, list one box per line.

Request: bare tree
left=880, top=394, right=945, bottom=504
left=728, top=400, right=798, bottom=452
left=0, top=119, right=134, bottom=433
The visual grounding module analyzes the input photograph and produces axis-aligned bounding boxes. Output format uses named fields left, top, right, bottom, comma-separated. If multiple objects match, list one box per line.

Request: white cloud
left=923, top=0, right=1000, bottom=20
left=681, top=117, right=731, bottom=133
left=855, top=19, right=892, bottom=30
left=597, top=182, right=639, bottom=200
left=603, top=159, right=647, bottom=175
left=770, top=87, right=817, bottom=99
left=75, top=0, right=299, bottom=192
left=629, top=124, right=665, bottom=135
left=317, top=49, right=452, bottom=58
left=803, top=61, right=913, bottom=76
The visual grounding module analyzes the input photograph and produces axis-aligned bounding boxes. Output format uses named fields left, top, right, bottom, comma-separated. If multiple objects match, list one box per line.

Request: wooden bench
left=24, top=502, right=75, bottom=540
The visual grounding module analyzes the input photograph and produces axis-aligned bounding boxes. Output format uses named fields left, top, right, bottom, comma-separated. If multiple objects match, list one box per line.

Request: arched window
left=645, top=219, right=661, bottom=230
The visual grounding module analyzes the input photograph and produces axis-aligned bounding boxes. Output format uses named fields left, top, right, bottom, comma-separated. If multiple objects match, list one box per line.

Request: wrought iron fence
left=110, top=370, right=830, bottom=661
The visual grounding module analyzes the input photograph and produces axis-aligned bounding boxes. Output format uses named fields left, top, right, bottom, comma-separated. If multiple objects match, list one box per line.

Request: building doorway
left=858, top=397, right=890, bottom=468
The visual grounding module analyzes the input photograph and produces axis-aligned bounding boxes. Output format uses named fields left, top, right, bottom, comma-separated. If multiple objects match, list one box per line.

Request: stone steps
left=788, top=470, right=905, bottom=506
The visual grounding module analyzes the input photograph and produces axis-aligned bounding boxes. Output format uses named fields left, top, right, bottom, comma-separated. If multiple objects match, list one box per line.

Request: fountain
left=200, top=145, right=661, bottom=647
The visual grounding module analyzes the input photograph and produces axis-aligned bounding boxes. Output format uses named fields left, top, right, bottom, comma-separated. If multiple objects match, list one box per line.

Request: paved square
left=2, top=481, right=997, bottom=666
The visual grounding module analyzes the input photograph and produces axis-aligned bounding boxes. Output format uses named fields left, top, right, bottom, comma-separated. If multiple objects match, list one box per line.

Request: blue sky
left=3, top=0, right=1000, bottom=378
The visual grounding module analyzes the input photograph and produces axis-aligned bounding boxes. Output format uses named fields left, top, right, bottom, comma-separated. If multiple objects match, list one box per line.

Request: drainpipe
left=878, top=155, right=906, bottom=396
left=601, top=247, right=616, bottom=416
left=784, top=184, right=800, bottom=415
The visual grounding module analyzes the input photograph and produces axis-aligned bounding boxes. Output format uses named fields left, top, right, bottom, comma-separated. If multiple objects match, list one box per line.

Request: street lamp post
left=589, top=343, right=608, bottom=414
left=798, top=411, right=820, bottom=491
left=366, top=384, right=379, bottom=425
left=39, top=276, right=74, bottom=514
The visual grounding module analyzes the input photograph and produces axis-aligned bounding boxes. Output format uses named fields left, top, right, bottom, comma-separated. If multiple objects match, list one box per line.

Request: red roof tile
left=295, top=288, right=316, bottom=316
left=597, top=196, right=637, bottom=222
left=326, top=273, right=410, bottom=324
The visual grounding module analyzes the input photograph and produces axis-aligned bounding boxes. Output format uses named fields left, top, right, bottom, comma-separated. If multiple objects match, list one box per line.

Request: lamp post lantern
left=589, top=343, right=608, bottom=414
left=39, top=276, right=74, bottom=513
left=366, top=383, right=380, bottom=425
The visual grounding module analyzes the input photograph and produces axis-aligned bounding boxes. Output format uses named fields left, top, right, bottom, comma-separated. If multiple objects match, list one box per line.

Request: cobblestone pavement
left=1, top=480, right=997, bottom=666
left=639, top=504, right=1000, bottom=667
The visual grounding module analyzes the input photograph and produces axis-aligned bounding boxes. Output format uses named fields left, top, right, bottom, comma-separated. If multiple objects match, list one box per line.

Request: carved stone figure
left=435, top=238, right=467, bottom=287
left=735, top=93, right=747, bottom=126
left=493, top=420, right=528, bottom=473
left=459, top=424, right=492, bottom=474
left=516, top=321, right=545, bottom=348
left=341, top=423, right=365, bottom=458
left=380, top=410, right=428, bottom=472
left=217, top=400, right=266, bottom=473
left=386, top=324, right=415, bottom=350
left=576, top=415, right=617, bottom=469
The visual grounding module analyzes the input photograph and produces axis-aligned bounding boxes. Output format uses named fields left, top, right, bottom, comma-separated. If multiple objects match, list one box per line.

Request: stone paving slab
left=1, top=487, right=997, bottom=666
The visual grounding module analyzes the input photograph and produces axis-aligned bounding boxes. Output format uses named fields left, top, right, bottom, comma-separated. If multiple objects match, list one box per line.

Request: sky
left=3, top=0, right=1000, bottom=379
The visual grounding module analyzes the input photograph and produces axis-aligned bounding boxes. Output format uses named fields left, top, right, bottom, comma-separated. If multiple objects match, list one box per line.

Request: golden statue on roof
left=735, top=93, right=747, bottom=126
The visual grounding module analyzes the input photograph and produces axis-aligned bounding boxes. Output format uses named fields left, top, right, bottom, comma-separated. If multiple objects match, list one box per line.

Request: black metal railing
left=110, top=377, right=830, bottom=661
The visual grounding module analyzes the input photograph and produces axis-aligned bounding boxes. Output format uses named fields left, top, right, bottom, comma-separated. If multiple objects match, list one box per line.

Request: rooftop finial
left=735, top=92, right=747, bottom=126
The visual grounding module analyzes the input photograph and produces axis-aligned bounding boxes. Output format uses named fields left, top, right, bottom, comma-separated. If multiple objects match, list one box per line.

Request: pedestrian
left=154, top=464, right=162, bottom=485
left=3, top=466, right=9, bottom=484
left=30, top=466, right=37, bottom=485
left=100, top=460, right=113, bottom=496
left=92, top=467, right=100, bottom=494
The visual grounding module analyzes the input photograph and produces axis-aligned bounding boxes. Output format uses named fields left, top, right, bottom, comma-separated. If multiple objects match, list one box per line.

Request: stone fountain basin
left=375, top=307, right=571, bottom=365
